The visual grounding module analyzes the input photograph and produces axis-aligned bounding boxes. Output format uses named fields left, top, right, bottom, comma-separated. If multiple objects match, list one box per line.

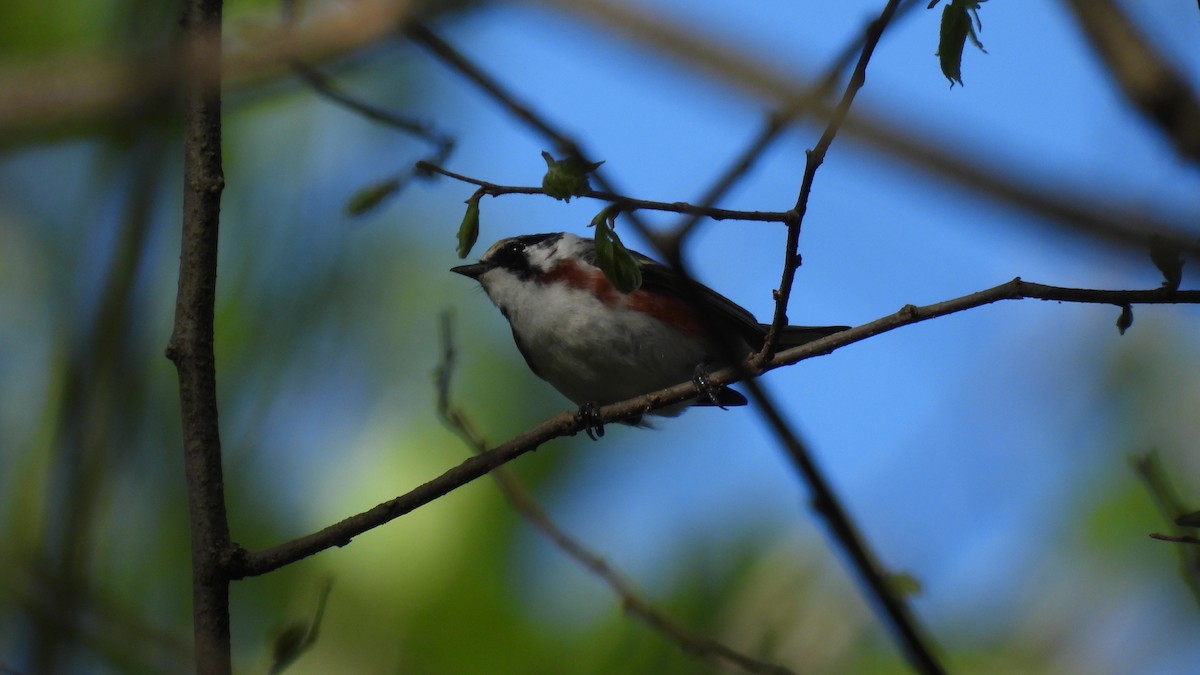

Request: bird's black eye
left=484, top=233, right=559, bottom=279
left=495, top=241, right=525, bottom=263
left=489, top=239, right=531, bottom=276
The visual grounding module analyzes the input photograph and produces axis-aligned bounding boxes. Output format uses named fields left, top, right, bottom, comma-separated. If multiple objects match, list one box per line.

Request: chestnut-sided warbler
left=452, top=232, right=845, bottom=431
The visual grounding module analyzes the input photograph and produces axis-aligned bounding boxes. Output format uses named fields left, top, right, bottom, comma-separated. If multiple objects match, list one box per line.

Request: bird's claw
left=692, top=364, right=727, bottom=410
left=577, top=402, right=605, bottom=440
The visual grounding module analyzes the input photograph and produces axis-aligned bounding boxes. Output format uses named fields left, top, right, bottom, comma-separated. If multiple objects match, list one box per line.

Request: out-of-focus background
left=3, top=0, right=1200, bottom=673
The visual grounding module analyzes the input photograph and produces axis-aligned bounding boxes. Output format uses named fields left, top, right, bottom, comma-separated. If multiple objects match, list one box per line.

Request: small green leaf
left=1149, top=236, right=1184, bottom=291
left=456, top=193, right=482, bottom=259
left=590, top=214, right=641, bottom=294
left=346, top=177, right=402, bottom=216
left=936, top=0, right=987, bottom=87
left=885, top=572, right=923, bottom=597
left=1116, top=303, right=1134, bottom=335
left=541, top=150, right=604, bottom=202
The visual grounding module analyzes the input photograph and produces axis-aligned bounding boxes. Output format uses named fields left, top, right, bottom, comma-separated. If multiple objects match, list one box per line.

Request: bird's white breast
left=478, top=266, right=711, bottom=406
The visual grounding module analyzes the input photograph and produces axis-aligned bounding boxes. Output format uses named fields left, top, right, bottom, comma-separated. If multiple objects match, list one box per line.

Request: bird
left=451, top=232, right=846, bottom=435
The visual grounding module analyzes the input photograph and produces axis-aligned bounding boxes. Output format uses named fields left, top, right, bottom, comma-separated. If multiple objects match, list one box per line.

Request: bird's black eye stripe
left=486, top=233, right=562, bottom=279
left=490, top=240, right=529, bottom=273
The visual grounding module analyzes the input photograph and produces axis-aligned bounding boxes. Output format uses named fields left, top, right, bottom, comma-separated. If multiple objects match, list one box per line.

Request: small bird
left=451, top=232, right=845, bottom=433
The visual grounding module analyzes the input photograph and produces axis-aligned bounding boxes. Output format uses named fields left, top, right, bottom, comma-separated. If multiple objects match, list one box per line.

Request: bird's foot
left=577, top=402, right=605, bottom=440
left=692, top=364, right=727, bottom=409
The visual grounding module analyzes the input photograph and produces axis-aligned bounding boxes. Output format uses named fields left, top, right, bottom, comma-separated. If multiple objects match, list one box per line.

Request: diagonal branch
left=233, top=278, right=1200, bottom=572
left=730, top=4, right=949, bottom=668
left=735, top=371, right=943, bottom=674
left=294, top=62, right=455, bottom=156
left=406, top=22, right=594, bottom=171
left=434, top=313, right=794, bottom=675
left=404, top=21, right=652, bottom=234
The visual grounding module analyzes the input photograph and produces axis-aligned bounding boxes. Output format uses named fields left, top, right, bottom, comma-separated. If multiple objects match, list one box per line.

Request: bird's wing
left=581, top=238, right=848, bottom=349
left=635, top=258, right=768, bottom=348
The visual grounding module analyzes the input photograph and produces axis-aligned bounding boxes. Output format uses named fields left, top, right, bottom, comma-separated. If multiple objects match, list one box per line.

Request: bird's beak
left=450, top=263, right=488, bottom=279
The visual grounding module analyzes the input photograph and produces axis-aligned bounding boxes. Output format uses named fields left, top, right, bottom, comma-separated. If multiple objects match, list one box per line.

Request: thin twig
left=295, top=63, right=454, bottom=156
left=293, top=63, right=456, bottom=210
left=434, top=313, right=794, bottom=675
left=1151, top=533, right=1200, bottom=545
left=279, top=0, right=455, bottom=206
left=762, top=0, right=902, bottom=361
left=404, top=22, right=652, bottom=235
left=419, top=162, right=793, bottom=223
left=1131, top=452, right=1200, bottom=605
left=234, top=278, right=1200, bottom=574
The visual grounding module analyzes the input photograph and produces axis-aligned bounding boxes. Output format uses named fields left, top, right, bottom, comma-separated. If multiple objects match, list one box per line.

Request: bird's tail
left=764, top=324, right=849, bottom=349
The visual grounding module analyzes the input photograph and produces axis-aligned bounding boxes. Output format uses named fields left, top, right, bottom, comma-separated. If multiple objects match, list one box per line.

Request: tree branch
left=166, top=0, right=233, bottom=671
left=418, top=161, right=794, bottom=223
left=404, top=21, right=652, bottom=234
left=233, top=411, right=580, bottom=578
left=762, top=0, right=902, bottom=361
left=530, top=0, right=1200, bottom=259
left=1132, top=452, right=1200, bottom=605
left=738, top=5, right=949, bottom=669
left=294, top=63, right=455, bottom=155
left=6, top=3, right=1194, bottom=256
left=672, top=0, right=925, bottom=240
left=434, top=313, right=794, bottom=675
left=234, top=278, right=1200, bottom=573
